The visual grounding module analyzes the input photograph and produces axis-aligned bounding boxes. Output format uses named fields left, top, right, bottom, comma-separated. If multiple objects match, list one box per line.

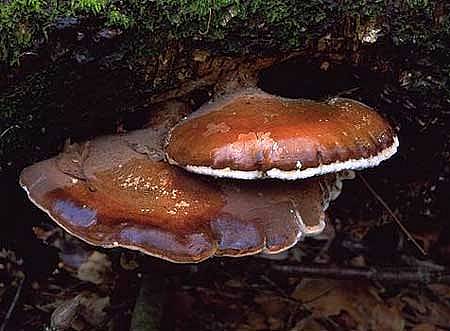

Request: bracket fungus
left=20, top=109, right=344, bottom=263
left=20, top=88, right=398, bottom=264
left=165, top=88, right=399, bottom=180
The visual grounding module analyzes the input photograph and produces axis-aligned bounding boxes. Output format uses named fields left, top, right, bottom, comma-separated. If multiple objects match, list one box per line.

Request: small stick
left=271, top=264, right=450, bottom=284
left=0, top=125, right=20, bottom=140
left=0, top=274, right=25, bottom=331
left=358, top=173, right=427, bottom=256
left=333, top=87, right=361, bottom=98
left=199, top=8, right=212, bottom=35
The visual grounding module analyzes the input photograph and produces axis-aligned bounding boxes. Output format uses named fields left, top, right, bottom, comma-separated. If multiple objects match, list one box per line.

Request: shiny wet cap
left=165, top=88, right=398, bottom=180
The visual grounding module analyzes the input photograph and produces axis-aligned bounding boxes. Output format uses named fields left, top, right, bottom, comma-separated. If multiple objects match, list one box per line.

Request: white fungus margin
left=166, top=136, right=399, bottom=180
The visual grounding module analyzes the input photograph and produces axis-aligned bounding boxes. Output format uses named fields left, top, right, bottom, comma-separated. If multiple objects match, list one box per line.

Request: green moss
left=0, top=0, right=330, bottom=64
left=1, top=0, right=52, bottom=64
left=0, top=0, right=126, bottom=64
left=106, top=7, right=133, bottom=29
left=1, top=0, right=448, bottom=66
left=72, top=0, right=108, bottom=14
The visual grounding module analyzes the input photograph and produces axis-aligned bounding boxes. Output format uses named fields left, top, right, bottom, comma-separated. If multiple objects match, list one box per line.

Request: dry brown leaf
left=51, top=292, right=110, bottom=331
left=399, top=292, right=450, bottom=327
left=428, top=284, right=450, bottom=298
left=253, top=295, right=287, bottom=316
left=245, top=311, right=268, bottom=330
left=401, top=296, right=427, bottom=315
left=291, top=317, right=324, bottom=331
left=51, top=294, right=83, bottom=330
left=267, top=316, right=284, bottom=330
left=79, top=293, right=110, bottom=326
left=411, top=324, right=440, bottom=331
left=77, top=251, right=112, bottom=285
left=291, top=279, right=405, bottom=331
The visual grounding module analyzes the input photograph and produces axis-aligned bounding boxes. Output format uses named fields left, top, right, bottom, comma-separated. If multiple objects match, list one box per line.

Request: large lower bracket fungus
left=20, top=109, right=342, bottom=263
left=165, top=88, right=399, bottom=180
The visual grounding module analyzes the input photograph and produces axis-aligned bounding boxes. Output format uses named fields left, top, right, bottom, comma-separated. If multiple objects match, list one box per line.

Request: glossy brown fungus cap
left=20, top=118, right=339, bottom=263
left=165, top=88, right=399, bottom=180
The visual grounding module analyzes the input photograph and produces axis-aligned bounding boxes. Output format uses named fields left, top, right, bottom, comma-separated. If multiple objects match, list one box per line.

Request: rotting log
left=1, top=2, right=449, bottom=169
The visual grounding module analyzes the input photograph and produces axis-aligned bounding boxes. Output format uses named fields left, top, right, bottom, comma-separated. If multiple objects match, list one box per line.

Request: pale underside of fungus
left=20, top=106, right=343, bottom=263
left=165, top=88, right=399, bottom=180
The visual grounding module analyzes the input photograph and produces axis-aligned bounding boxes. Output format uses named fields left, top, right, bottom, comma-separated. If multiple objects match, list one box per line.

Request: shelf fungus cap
left=20, top=113, right=339, bottom=263
left=165, top=88, right=399, bottom=180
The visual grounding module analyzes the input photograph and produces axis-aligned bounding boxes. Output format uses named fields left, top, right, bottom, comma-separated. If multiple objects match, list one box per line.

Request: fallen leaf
left=253, top=294, right=287, bottom=316
left=291, top=279, right=404, bottom=331
left=428, top=284, right=450, bottom=298
left=245, top=311, right=268, bottom=330
left=411, top=324, right=440, bottom=331
left=267, top=316, right=284, bottom=330
left=51, top=294, right=83, bottom=330
left=51, top=292, right=110, bottom=331
left=79, top=293, right=110, bottom=326
left=399, top=291, right=450, bottom=327
left=290, top=317, right=324, bottom=331
left=77, top=251, right=112, bottom=285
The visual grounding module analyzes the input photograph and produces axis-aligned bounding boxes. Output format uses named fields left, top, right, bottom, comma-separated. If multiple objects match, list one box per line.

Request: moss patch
left=1, top=1, right=447, bottom=65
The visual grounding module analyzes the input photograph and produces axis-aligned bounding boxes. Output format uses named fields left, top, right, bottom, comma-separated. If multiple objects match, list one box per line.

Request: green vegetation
left=3, top=0, right=446, bottom=66
left=0, top=0, right=128, bottom=64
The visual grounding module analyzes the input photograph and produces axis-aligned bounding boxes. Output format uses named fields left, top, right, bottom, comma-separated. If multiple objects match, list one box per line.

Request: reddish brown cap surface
left=165, top=89, right=398, bottom=180
left=20, top=123, right=335, bottom=263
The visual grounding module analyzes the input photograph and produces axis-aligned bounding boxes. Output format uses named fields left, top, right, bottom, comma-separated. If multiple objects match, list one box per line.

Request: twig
left=271, top=263, right=450, bottom=284
left=358, top=173, right=427, bottom=256
left=18, top=51, right=38, bottom=59
left=259, top=275, right=297, bottom=304
left=0, top=274, right=25, bottom=331
left=0, top=125, right=20, bottom=141
left=333, top=87, right=361, bottom=98
left=199, top=8, right=212, bottom=35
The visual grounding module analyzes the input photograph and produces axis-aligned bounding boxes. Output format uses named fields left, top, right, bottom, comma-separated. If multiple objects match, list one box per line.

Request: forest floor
left=2, top=177, right=450, bottom=331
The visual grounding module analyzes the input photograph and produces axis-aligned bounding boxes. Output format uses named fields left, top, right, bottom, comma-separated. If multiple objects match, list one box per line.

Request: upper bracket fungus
left=165, top=88, right=399, bottom=180
left=19, top=105, right=341, bottom=263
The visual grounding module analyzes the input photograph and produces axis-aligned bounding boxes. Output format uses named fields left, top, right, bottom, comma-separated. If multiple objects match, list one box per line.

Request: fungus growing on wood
left=165, top=88, right=399, bottom=180
left=20, top=119, right=339, bottom=263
